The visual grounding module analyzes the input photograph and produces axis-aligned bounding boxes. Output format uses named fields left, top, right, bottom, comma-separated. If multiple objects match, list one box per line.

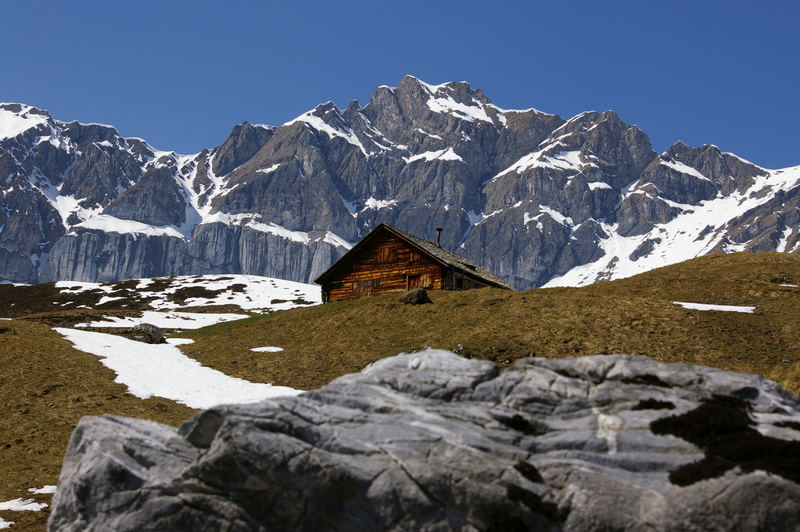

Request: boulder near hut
left=315, top=223, right=512, bottom=302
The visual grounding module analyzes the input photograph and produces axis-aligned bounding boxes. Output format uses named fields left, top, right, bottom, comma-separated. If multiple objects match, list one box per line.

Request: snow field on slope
left=403, top=147, right=464, bottom=164
left=0, top=106, right=49, bottom=140
left=43, top=140, right=354, bottom=248
left=75, top=311, right=248, bottom=329
left=57, top=274, right=321, bottom=311
left=72, top=214, right=185, bottom=238
left=544, top=165, right=800, bottom=287
left=56, top=328, right=301, bottom=410
left=57, top=274, right=320, bottom=329
left=199, top=213, right=353, bottom=249
left=287, top=110, right=368, bottom=156
left=424, top=90, right=493, bottom=123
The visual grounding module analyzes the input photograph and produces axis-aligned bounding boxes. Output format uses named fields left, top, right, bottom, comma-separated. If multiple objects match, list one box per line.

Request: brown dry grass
left=0, top=320, right=194, bottom=531
left=181, top=253, right=800, bottom=393
left=1, top=252, right=799, bottom=530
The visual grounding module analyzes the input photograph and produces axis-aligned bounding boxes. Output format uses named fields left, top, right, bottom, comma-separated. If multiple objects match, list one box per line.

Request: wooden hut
left=314, top=223, right=513, bottom=302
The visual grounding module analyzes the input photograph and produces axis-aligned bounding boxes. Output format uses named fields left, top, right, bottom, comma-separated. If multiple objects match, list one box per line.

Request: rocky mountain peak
left=363, top=76, right=502, bottom=143
left=0, top=102, right=53, bottom=143
left=404, top=76, right=492, bottom=107
left=0, top=77, right=797, bottom=288
left=0, top=102, right=49, bottom=118
left=212, top=120, right=275, bottom=176
left=657, top=141, right=767, bottom=195
left=58, top=120, right=121, bottom=146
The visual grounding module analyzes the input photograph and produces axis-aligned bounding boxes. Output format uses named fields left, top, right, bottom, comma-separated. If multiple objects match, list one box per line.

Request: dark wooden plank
left=322, top=232, right=447, bottom=301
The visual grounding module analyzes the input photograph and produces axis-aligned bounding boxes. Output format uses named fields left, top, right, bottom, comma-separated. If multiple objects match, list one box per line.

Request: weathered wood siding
left=322, top=233, right=443, bottom=302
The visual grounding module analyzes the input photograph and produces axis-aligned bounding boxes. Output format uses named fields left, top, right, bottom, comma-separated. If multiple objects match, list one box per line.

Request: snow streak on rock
left=0, top=77, right=798, bottom=289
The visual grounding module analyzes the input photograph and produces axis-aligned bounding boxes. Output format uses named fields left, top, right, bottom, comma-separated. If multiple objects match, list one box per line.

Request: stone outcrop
left=49, top=351, right=800, bottom=531
left=128, top=323, right=164, bottom=344
left=41, top=225, right=343, bottom=284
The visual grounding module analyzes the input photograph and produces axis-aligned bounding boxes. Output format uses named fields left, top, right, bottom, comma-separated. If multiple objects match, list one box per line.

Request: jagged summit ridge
left=0, top=77, right=797, bottom=287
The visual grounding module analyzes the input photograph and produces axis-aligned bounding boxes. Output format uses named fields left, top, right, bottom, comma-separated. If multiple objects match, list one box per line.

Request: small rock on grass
left=400, top=288, right=432, bottom=305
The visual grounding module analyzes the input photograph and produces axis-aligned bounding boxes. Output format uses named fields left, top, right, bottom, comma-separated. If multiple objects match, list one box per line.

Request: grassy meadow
left=1, top=252, right=799, bottom=530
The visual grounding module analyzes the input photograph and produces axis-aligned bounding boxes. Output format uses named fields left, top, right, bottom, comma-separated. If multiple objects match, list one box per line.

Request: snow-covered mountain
left=1, top=77, right=798, bottom=288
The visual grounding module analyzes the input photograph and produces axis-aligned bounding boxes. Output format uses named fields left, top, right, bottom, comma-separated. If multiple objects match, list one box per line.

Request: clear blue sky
left=2, top=1, right=797, bottom=168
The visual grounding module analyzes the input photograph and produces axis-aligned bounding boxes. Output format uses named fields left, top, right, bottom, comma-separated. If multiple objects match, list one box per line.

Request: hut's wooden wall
left=442, top=270, right=491, bottom=291
left=322, top=233, right=443, bottom=302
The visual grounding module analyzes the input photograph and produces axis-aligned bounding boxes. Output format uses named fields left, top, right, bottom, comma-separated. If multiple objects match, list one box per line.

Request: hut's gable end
left=321, top=231, right=443, bottom=302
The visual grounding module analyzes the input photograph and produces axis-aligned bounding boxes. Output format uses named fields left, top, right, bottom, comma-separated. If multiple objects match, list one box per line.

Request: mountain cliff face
left=0, top=78, right=798, bottom=288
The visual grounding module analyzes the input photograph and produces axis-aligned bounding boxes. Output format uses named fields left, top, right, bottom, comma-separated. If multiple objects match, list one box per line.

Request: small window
left=407, top=274, right=421, bottom=289
left=409, top=251, right=420, bottom=262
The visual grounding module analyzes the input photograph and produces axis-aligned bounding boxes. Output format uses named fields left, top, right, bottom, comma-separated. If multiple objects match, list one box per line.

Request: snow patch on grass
left=0, top=498, right=47, bottom=511
left=56, top=328, right=301, bottom=409
left=251, top=346, right=284, bottom=353
left=28, top=486, right=56, bottom=495
left=75, top=311, right=248, bottom=329
left=166, top=338, right=195, bottom=345
left=673, top=302, right=755, bottom=313
left=58, top=274, right=322, bottom=312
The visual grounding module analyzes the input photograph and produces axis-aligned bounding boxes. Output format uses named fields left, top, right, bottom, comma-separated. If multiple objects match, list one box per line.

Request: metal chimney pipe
left=435, top=227, right=443, bottom=248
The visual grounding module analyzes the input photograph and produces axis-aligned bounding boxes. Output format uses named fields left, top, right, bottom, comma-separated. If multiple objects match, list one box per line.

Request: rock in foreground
left=49, top=351, right=800, bottom=531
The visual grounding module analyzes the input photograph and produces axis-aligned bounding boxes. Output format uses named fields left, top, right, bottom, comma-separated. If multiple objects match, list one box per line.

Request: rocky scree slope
left=1, top=77, right=798, bottom=288
left=48, top=350, right=800, bottom=531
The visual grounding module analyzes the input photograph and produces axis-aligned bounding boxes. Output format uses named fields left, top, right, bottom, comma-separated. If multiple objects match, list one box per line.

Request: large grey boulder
left=49, top=351, right=800, bottom=531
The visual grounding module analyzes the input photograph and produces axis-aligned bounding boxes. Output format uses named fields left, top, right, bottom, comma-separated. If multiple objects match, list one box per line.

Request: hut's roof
left=314, top=223, right=513, bottom=290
